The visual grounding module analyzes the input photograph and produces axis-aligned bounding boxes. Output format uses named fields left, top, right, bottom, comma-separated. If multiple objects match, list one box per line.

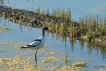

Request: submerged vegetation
left=0, top=41, right=27, bottom=49
left=0, top=49, right=4, bottom=52
left=0, top=40, right=89, bottom=71
left=0, top=56, right=87, bottom=71
left=0, top=27, right=10, bottom=32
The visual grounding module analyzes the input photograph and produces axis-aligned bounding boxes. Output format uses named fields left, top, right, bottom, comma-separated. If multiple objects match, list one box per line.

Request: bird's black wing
left=21, top=39, right=41, bottom=48
left=27, top=39, right=41, bottom=47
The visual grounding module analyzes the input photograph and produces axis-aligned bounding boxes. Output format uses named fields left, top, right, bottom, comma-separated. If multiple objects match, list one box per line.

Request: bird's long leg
left=35, top=50, right=37, bottom=64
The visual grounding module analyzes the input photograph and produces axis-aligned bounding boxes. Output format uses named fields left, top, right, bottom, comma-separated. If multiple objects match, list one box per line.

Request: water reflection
left=18, top=23, right=33, bottom=32
left=79, top=40, right=84, bottom=50
left=49, top=29, right=106, bottom=59
left=3, top=19, right=8, bottom=27
left=86, top=41, right=106, bottom=59
left=0, top=0, right=4, bottom=6
left=0, top=18, right=106, bottom=70
left=64, top=49, right=71, bottom=66
left=1, top=17, right=106, bottom=59
left=0, top=17, right=1, bottom=23
left=69, top=37, right=76, bottom=52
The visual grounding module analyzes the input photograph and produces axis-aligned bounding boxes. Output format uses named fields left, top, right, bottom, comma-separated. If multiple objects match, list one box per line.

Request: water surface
left=0, top=0, right=106, bottom=71
left=0, top=17, right=106, bottom=71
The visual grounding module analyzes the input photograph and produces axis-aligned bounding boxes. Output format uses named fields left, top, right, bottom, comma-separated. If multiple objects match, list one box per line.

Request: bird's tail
left=21, top=45, right=31, bottom=49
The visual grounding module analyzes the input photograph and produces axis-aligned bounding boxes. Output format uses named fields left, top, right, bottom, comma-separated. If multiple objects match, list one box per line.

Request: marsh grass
left=36, top=7, right=40, bottom=14
left=79, top=17, right=84, bottom=30
left=78, top=15, right=106, bottom=43
left=36, top=7, right=71, bottom=20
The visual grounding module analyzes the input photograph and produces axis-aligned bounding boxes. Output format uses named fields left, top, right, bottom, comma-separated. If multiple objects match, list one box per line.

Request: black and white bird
left=21, top=27, right=48, bottom=64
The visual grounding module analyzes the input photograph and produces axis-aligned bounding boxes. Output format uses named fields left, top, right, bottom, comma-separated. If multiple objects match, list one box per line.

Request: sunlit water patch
left=0, top=17, right=106, bottom=71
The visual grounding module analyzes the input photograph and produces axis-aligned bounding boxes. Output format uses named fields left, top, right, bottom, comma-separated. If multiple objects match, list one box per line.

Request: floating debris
left=0, top=27, right=10, bottom=32
left=0, top=55, right=90, bottom=71
left=0, top=56, right=56, bottom=71
left=13, top=42, right=28, bottom=49
left=0, top=41, right=27, bottom=49
left=41, top=57, right=58, bottom=62
left=0, top=49, right=4, bottom=52
left=98, top=8, right=106, bottom=12
left=45, top=51, right=57, bottom=56
left=57, top=62, right=86, bottom=71
left=41, top=57, right=52, bottom=62
left=0, top=41, right=13, bottom=46
left=0, top=56, right=45, bottom=71
left=48, top=66, right=59, bottom=71
left=99, top=68, right=106, bottom=71
left=72, top=62, right=87, bottom=67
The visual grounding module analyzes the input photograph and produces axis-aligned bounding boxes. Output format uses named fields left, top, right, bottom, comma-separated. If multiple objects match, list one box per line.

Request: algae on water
left=0, top=41, right=27, bottom=49
left=0, top=56, right=87, bottom=71
left=0, top=27, right=10, bottom=32
left=0, top=49, right=4, bottom=52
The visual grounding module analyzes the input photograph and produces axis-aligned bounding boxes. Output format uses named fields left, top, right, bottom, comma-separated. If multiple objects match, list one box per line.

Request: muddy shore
left=0, top=6, right=105, bottom=47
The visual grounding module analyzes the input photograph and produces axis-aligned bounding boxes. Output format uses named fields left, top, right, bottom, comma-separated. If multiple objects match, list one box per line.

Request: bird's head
left=42, top=27, right=48, bottom=36
left=43, top=27, right=48, bottom=31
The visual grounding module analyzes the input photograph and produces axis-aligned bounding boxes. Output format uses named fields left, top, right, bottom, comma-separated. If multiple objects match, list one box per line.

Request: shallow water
left=0, top=0, right=106, bottom=71
left=0, top=17, right=106, bottom=71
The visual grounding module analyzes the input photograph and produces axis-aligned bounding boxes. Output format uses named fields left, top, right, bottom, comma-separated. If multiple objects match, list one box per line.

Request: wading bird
left=21, top=27, right=48, bottom=64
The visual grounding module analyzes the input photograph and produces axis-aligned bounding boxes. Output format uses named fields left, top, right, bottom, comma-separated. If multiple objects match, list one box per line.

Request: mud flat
left=0, top=6, right=106, bottom=47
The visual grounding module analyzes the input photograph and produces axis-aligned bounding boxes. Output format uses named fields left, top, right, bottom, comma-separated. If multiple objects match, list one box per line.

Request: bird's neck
left=42, top=30, right=46, bottom=37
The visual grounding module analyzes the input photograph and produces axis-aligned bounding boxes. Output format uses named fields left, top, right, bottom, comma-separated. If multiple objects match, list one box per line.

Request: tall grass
left=36, top=7, right=40, bottom=14
left=35, top=7, right=71, bottom=21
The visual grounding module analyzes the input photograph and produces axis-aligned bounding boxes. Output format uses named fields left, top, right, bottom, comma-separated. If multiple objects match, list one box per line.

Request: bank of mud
left=0, top=6, right=106, bottom=48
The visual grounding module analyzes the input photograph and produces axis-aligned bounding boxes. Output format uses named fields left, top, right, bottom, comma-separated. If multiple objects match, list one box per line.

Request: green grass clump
left=36, top=7, right=40, bottom=14
left=36, top=7, right=71, bottom=20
